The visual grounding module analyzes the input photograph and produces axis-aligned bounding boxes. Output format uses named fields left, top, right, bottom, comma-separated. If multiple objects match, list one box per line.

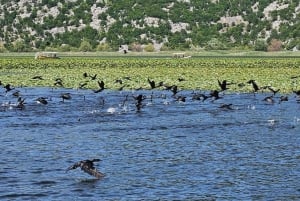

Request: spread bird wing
left=66, top=162, right=82, bottom=172
left=81, top=165, right=104, bottom=179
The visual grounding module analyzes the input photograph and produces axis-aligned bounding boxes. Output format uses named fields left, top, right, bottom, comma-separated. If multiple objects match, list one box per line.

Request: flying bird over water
left=218, top=80, right=232, bottom=91
left=268, top=86, right=280, bottom=96
left=32, top=75, right=44, bottom=80
left=4, top=84, right=14, bottom=93
left=90, top=74, right=97, bottom=80
left=147, top=78, right=156, bottom=89
left=247, top=80, right=260, bottom=92
left=94, top=80, right=105, bottom=93
left=66, top=159, right=104, bottom=179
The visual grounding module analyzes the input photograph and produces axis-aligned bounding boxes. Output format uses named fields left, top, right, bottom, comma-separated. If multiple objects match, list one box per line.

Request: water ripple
left=1, top=87, right=300, bottom=200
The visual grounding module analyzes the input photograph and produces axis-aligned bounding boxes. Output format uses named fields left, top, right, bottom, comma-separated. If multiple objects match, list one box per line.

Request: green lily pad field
left=0, top=56, right=299, bottom=93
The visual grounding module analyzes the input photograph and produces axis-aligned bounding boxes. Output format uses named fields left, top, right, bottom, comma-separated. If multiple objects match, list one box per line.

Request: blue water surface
left=0, top=87, right=300, bottom=200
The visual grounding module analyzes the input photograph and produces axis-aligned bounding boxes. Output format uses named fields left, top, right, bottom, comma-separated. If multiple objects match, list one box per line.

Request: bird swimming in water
left=66, top=159, right=104, bottom=179
left=36, top=97, right=48, bottom=105
left=210, top=90, right=221, bottom=100
left=60, top=93, right=71, bottom=102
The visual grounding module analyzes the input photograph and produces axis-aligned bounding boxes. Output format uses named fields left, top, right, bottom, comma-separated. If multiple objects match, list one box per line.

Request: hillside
left=0, top=0, right=299, bottom=52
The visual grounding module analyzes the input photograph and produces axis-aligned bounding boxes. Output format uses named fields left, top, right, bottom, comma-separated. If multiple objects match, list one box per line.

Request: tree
left=13, top=40, right=27, bottom=52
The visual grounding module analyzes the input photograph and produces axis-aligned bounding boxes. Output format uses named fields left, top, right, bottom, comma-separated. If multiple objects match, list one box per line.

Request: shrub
left=79, top=40, right=93, bottom=52
left=254, top=39, right=267, bottom=51
left=59, top=44, right=71, bottom=52
left=267, top=39, right=282, bottom=52
left=96, top=43, right=112, bottom=51
left=0, top=42, right=7, bottom=53
left=144, top=43, right=155, bottom=52
left=130, top=43, right=143, bottom=52
left=205, top=38, right=228, bottom=50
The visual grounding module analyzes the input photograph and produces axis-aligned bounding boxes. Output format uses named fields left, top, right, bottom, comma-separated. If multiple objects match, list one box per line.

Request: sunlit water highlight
left=1, top=87, right=300, bottom=200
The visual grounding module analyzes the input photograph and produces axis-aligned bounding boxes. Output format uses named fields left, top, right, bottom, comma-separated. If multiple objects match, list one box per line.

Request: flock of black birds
left=2, top=73, right=300, bottom=179
left=1, top=71, right=300, bottom=112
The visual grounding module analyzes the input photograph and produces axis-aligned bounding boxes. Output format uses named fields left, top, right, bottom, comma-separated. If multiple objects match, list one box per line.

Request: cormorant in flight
left=66, top=159, right=104, bottom=179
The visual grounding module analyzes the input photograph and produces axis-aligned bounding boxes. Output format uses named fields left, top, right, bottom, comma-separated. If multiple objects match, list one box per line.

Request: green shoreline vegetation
left=0, top=51, right=300, bottom=93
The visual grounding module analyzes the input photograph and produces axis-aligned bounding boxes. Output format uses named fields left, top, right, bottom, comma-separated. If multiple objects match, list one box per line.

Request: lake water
left=1, top=87, right=300, bottom=200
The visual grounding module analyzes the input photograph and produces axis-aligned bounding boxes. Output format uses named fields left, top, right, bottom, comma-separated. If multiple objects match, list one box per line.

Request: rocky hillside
left=0, top=0, right=299, bottom=52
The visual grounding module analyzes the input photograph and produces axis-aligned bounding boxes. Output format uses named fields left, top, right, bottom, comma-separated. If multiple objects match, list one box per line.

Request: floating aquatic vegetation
left=0, top=57, right=299, bottom=93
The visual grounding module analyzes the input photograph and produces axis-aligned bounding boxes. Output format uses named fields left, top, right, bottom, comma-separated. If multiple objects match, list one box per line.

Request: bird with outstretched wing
left=66, top=159, right=104, bottom=179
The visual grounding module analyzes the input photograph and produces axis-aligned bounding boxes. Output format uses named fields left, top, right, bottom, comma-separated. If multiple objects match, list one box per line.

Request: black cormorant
left=66, top=159, right=104, bottom=179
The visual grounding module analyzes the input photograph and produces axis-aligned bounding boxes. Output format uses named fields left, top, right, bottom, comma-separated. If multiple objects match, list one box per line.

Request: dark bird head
left=83, top=72, right=89, bottom=78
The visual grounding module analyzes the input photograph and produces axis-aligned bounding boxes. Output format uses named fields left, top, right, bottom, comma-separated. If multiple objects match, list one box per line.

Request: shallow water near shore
left=1, top=87, right=300, bottom=200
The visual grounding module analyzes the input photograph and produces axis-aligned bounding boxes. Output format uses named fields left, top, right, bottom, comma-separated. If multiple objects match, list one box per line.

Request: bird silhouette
left=54, top=78, right=63, bottom=87
left=147, top=78, right=156, bottom=89
left=263, top=95, right=274, bottom=104
left=61, top=93, right=71, bottom=102
left=268, top=87, right=280, bottom=96
left=32, top=75, right=44, bottom=80
left=90, top=74, right=97, bottom=80
left=66, top=159, right=104, bottom=179
left=133, top=94, right=146, bottom=104
left=210, top=90, right=221, bottom=100
left=176, top=95, right=186, bottom=102
left=94, top=80, right=105, bottom=93
left=218, top=80, right=231, bottom=91
left=219, top=103, right=234, bottom=110
left=170, top=85, right=179, bottom=96
left=78, top=82, right=88, bottom=89
left=279, top=96, right=288, bottom=103
left=293, top=90, right=300, bottom=96
left=4, top=84, right=14, bottom=93
left=247, top=80, right=260, bottom=92
left=192, top=93, right=209, bottom=102
left=133, top=94, right=146, bottom=112
left=36, top=97, right=48, bottom=105
left=16, top=97, right=25, bottom=109
left=83, top=72, right=89, bottom=78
